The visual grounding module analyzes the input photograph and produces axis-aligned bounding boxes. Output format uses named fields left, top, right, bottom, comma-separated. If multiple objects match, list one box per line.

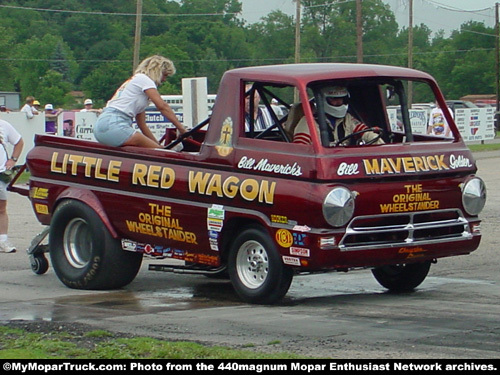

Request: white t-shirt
left=428, top=107, right=453, bottom=136
left=0, top=119, right=22, bottom=172
left=106, top=73, right=157, bottom=118
left=20, top=104, right=37, bottom=119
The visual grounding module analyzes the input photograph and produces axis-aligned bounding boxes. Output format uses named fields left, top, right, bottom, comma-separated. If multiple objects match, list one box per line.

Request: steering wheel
left=164, top=118, right=209, bottom=149
left=334, top=127, right=385, bottom=146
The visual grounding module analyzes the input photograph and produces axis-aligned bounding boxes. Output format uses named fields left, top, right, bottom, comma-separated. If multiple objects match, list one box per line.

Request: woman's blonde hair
left=135, top=55, right=176, bottom=86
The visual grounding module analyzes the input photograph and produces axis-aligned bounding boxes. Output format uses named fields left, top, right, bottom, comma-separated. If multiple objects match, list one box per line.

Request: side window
left=243, top=82, right=294, bottom=143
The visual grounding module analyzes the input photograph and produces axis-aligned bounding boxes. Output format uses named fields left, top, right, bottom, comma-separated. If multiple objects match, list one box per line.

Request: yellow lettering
left=402, top=157, right=415, bottom=172
left=363, top=159, right=380, bottom=175
left=259, top=180, right=276, bottom=204
left=95, top=158, right=107, bottom=180
left=388, top=158, right=401, bottom=173
left=147, top=165, right=162, bottom=187
left=223, top=176, right=239, bottom=198
left=68, top=154, right=83, bottom=175
left=188, top=171, right=210, bottom=194
left=240, top=179, right=259, bottom=201
left=132, top=163, right=148, bottom=185
left=82, top=156, right=97, bottom=177
left=160, top=167, right=175, bottom=189
left=108, top=160, right=121, bottom=182
left=206, top=174, right=223, bottom=197
left=50, top=152, right=62, bottom=173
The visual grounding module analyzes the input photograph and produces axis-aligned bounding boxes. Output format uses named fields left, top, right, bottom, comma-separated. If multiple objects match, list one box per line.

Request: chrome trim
left=339, top=209, right=473, bottom=251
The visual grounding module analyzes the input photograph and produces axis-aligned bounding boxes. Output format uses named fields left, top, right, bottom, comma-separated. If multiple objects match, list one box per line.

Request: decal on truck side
left=50, top=151, right=277, bottom=204
left=379, top=183, right=441, bottom=213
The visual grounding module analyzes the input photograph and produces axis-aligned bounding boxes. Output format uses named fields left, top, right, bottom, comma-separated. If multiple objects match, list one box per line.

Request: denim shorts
left=94, top=107, right=136, bottom=147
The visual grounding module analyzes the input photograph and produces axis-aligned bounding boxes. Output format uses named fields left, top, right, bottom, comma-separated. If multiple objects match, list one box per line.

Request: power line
left=0, top=4, right=237, bottom=17
left=0, top=47, right=494, bottom=64
left=424, top=0, right=493, bottom=15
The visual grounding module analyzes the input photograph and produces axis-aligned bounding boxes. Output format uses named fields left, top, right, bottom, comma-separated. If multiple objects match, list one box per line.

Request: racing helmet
left=322, top=86, right=349, bottom=118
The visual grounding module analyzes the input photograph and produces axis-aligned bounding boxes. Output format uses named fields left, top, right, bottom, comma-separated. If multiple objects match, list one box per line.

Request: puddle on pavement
left=1, top=278, right=242, bottom=323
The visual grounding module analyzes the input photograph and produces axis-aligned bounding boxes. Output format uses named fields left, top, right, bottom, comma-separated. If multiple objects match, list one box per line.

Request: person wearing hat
left=33, top=100, right=41, bottom=113
left=20, top=96, right=39, bottom=119
left=293, top=86, right=384, bottom=146
left=80, top=98, right=101, bottom=113
left=44, top=104, right=63, bottom=134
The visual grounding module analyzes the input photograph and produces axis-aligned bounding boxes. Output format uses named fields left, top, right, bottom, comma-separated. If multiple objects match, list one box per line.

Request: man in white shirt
left=0, top=118, right=24, bottom=253
left=20, top=96, right=39, bottom=119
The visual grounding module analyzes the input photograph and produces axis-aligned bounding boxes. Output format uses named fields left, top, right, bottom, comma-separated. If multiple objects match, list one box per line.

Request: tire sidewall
left=49, top=200, right=112, bottom=289
left=228, top=225, right=292, bottom=304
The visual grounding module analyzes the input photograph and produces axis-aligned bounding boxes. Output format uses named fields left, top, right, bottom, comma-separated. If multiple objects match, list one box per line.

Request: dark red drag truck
left=10, top=63, right=486, bottom=304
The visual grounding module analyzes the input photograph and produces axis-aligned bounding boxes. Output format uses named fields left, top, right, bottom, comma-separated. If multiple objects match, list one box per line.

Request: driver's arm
left=349, top=116, right=384, bottom=145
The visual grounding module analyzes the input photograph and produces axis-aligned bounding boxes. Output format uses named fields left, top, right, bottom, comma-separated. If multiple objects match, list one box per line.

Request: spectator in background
left=0, top=105, right=10, bottom=113
left=244, top=84, right=273, bottom=131
left=0, top=118, right=24, bottom=253
left=44, top=104, right=63, bottom=134
left=20, top=96, right=39, bottom=119
left=271, top=98, right=284, bottom=119
left=80, top=98, right=101, bottom=114
left=33, top=100, right=41, bottom=113
left=428, top=102, right=453, bottom=137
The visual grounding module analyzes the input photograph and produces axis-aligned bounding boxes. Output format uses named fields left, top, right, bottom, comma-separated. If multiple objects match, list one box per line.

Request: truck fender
left=54, top=188, right=118, bottom=238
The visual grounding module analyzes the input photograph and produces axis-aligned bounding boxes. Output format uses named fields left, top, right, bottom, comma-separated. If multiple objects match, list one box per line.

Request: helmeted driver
left=293, top=86, right=384, bottom=146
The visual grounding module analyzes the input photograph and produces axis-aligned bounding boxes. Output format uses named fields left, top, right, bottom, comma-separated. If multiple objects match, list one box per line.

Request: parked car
left=445, top=100, right=477, bottom=113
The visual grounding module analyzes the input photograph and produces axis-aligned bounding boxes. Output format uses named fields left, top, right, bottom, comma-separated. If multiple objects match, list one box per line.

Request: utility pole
left=356, top=0, right=363, bottom=63
left=496, top=2, right=499, bottom=129
left=295, top=0, right=301, bottom=65
left=294, top=0, right=301, bottom=102
left=133, top=0, right=143, bottom=71
left=408, top=0, right=413, bottom=105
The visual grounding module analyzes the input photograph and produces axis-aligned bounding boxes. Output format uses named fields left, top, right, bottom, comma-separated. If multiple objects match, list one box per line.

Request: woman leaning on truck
left=94, top=55, right=187, bottom=148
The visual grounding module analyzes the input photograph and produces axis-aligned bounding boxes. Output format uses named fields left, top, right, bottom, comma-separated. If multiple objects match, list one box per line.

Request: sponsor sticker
left=282, top=256, right=301, bottom=266
left=276, top=229, right=293, bottom=247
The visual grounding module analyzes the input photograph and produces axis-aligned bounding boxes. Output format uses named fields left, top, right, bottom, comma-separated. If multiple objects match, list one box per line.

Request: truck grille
left=339, top=209, right=472, bottom=251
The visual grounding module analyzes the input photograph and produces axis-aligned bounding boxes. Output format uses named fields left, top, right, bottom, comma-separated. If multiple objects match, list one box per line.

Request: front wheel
left=228, top=225, right=293, bottom=304
left=371, top=261, right=431, bottom=292
left=49, top=200, right=142, bottom=290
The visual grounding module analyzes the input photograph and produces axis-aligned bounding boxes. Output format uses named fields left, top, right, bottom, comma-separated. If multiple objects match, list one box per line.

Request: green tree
left=248, top=11, right=295, bottom=65
left=37, top=70, right=73, bottom=107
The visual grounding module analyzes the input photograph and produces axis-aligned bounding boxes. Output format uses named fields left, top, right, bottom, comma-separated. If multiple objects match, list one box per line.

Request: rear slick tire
left=371, top=261, right=431, bottom=292
left=49, top=200, right=142, bottom=290
left=228, top=225, right=293, bottom=304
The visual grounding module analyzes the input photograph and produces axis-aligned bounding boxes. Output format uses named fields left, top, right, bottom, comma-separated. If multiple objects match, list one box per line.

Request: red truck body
left=17, top=63, right=486, bottom=303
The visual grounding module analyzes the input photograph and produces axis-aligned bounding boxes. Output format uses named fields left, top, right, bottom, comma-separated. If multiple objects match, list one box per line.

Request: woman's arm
left=145, top=88, right=187, bottom=134
left=135, top=111, right=159, bottom=143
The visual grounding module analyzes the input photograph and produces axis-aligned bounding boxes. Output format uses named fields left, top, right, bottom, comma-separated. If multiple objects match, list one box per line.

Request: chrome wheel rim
left=63, top=218, right=93, bottom=269
left=236, top=240, right=269, bottom=289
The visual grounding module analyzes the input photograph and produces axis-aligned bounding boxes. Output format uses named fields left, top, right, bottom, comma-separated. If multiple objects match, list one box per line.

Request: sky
left=240, top=0, right=497, bottom=36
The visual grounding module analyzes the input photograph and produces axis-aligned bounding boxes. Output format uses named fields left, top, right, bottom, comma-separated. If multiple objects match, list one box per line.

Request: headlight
left=323, top=187, right=355, bottom=227
left=462, top=177, right=486, bottom=216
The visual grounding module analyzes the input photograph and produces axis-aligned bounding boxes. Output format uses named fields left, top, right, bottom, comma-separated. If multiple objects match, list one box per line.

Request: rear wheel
left=49, top=200, right=142, bottom=289
left=371, top=261, right=431, bottom=292
left=228, top=225, right=293, bottom=304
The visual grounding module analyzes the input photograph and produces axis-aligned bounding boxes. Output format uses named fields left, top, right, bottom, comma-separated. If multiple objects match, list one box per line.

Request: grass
left=0, top=325, right=305, bottom=359
left=467, top=142, right=500, bottom=153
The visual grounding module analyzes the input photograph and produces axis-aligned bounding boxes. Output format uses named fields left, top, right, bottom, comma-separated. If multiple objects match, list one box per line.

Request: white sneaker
left=0, top=240, right=16, bottom=253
